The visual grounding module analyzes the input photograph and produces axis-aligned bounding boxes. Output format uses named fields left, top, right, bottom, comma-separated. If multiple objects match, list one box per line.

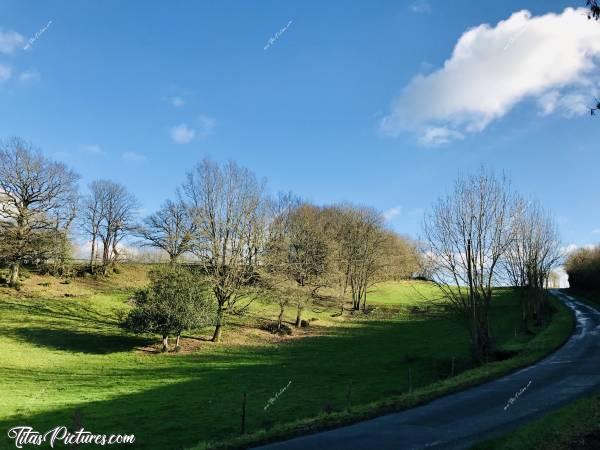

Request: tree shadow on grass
left=9, top=327, right=152, bottom=354
left=0, top=318, right=476, bottom=450
left=0, top=300, right=119, bottom=327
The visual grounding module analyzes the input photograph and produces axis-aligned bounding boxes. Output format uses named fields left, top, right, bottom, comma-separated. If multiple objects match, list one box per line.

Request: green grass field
left=0, top=268, right=574, bottom=449
left=367, top=280, right=444, bottom=305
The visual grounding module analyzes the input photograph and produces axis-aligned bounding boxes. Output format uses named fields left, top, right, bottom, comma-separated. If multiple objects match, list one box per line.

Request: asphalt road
left=255, top=291, right=600, bottom=450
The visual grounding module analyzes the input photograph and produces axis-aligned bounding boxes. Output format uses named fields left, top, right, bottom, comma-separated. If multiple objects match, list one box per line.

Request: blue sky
left=0, top=0, right=598, bottom=249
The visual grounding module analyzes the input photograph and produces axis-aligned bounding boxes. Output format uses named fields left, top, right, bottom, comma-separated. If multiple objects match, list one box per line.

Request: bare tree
left=504, top=200, right=562, bottom=290
left=136, top=199, right=195, bottom=263
left=80, top=184, right=105, bottom=273
left=182, top=159, right=266, bottom=342
left=504, top=200, right=562, bottom=324
left=423, top=169, right=519, bottom=361
left=81, top=180, right=139, bottom=274
left=0, top=138, right=79, bottom=286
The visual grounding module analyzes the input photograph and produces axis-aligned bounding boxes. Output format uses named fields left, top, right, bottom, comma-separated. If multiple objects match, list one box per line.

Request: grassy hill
left=0, top=266, right=573, bottom=449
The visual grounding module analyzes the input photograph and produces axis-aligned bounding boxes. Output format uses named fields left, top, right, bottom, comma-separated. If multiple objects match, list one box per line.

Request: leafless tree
left=136, top=199, right=195, bottom=263
left=504, top=200, right=562, bottom=289
left=81, top=180, right=139, bottom=274
left=0, top=138, right=79, bottom=285
left=423, top=169, right=519, bottom=361
left=182, top=159, right=267, bottom=342
left=503, top=200, right=562, bottom=323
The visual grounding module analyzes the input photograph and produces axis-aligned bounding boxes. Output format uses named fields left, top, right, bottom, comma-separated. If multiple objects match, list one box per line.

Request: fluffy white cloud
left=383, top=206, right=402, bottom=221
left=122, top=151, right=146, bottom=162
left=0, top=29, right=24, bottom=54
left=0, top=64, right=11, bottom=82
left=170, top=124, right=196, bottom=144
left=381, top=8, right=600, bottom=144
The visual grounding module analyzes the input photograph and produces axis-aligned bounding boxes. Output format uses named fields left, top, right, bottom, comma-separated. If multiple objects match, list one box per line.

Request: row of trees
left=0, top=138, right=423, bottom=345
left=131, top=161, right=422, bottom=342
left=1, top=139, right=564, bottom=356
left=423, top=170, right=562, bottom=361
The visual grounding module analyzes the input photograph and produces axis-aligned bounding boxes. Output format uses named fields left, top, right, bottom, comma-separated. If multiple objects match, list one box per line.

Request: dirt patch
left=136, top=321, right=331, bottom=355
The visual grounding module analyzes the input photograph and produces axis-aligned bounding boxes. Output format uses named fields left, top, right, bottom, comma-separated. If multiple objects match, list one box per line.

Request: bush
left=261, top=322, right=293, bottom=336
left=565, top=246, right=600, bottom=290
left=123, top=266, right=216, bottom=351
left=300, top=319, right=310, bottom=328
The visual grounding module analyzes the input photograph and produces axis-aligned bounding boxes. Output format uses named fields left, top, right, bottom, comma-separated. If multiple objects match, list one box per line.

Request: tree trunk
left=162, top=335, right=169, bottom=352
left=212, top=306, right=224, bottom=342
left=362, top=285, right=368, bottom=312
left=176, top=334, right=181, bottom=348
left=90, top=236, right=96, bottom=273
left=295, top=304, right=303, bottom=327
left=8, top=261, right=20, bottom=287
left=278, top=305, right=285, bottom=330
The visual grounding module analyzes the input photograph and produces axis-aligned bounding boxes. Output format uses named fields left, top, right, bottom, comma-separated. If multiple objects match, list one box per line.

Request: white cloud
left=561, top=243, right=596, bottom=255
left=418, top=127, right=464, bottom=146
left=170, top=116, right=216, bottom=144
left=198, top=114, right=216, bottom=137
left=0, top=29, right=25, bottom=54
left=82, top=144, right=105, bottom=155
left=0, top=64, right=11, bottom=82
left=18, top=69, right=40, bottom=82
left=410, top=0, right=431, bottom=14
left=171, top=123, right=196, bottom=144
left=122, top=151, right=146, bottom=162
left=381, top=8, right=600, bottom=144
left=383, top=206, right=402, bottom=221
left=171, top=96, right=185, bottom=107
left=593, top=228, right=600, bottom=234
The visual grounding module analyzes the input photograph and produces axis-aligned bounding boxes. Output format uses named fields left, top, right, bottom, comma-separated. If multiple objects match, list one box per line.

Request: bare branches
left=0, top=137, right=79, bottom=285
left=181, top=158, right=267, bottom=342
left=503, top=200, right=562, bottom=289
left=136, top=200, right=195, bottom=263
left=423, top=169, right=519, bottom=360
left=80, top=180, right=139, bottom=274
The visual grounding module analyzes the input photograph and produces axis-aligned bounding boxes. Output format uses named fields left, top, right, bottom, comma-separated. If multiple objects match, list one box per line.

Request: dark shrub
left=565, top=246, right=600, bottom=290
left=261, top=322, right=293, bottom=336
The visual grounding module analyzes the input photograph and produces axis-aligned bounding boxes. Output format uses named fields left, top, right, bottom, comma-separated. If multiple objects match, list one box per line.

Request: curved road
left=256, top=291, right=600, bottom=449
